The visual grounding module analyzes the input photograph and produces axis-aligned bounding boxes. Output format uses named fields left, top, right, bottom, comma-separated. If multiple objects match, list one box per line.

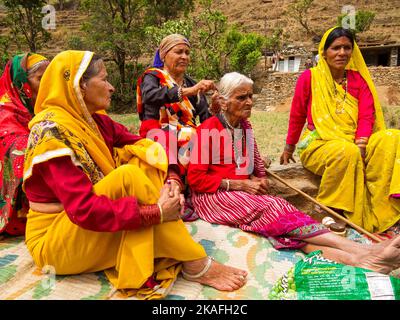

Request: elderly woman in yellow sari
left=280, top=27, right=400, bottom=235
left=22, top=50, right=247, bottom=299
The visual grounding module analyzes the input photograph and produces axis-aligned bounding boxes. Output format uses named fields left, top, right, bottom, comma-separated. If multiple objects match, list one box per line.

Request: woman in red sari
left=187, top=71, right=400, bottom=275
left=0, top=53, right=49, bottom=235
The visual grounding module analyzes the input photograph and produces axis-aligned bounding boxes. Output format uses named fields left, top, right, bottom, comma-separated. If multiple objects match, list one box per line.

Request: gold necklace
left=334, top=70, right=348, bottom=114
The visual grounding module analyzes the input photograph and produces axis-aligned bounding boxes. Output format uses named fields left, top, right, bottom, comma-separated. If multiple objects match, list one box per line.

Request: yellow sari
left=22, top=50, right=206, bottom=299
left=299, top=28, right=400, bottom=233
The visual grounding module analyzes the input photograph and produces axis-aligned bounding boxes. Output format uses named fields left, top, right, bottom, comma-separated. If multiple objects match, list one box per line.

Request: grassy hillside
left=1, top=0, right=399, bottom=59
left=210, top=0, right=400, bottom=46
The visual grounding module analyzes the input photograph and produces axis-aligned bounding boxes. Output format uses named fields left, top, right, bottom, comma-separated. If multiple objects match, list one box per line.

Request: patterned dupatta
left=136, top=67, right=197, bottom=131
left=0, top=55, right=34, bottom=234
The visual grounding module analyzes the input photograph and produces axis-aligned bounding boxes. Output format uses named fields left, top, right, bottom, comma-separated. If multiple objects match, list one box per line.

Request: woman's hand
left=158, top=183, right=182, bottom=222
left=209, top=91, right=226, bottom=115
left=230, top=178, right=269, bottom=195
left=250, top=175, right=269, bottom=194
left=358, top=145, right=366, bottom=159
left=167, top=180, right=182, bottom=197
left=355, top=138, right=368, bottom=160
left=183, top=80, right=217, bottom=97
left=280, top=144, right=296, bottom=165
left=263, top=156, right=272, bottom=169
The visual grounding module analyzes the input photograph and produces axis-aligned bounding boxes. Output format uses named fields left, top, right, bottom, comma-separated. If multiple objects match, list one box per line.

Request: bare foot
left=182, top=257, right=247, bottom=291
left=357, top=236, right=400, bottom=274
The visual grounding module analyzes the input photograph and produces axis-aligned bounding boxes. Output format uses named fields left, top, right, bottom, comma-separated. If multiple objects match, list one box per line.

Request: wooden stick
left=266, top=169, right=383, bottom=243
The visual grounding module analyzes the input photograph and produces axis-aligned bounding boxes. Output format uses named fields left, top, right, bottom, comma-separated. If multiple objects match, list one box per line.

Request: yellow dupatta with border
left=23, top=50, right=167, bottom=186
left=310, top=27, right=385, bottom=142
left=23, top=50, right=116, bottom=184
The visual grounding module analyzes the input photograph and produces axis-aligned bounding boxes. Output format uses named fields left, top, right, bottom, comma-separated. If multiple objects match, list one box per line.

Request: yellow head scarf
left=310, top=27, right=385, bottom=142
left=23, top=50, right=115, bottom=185
left=26, top=53, right=48, bottom=70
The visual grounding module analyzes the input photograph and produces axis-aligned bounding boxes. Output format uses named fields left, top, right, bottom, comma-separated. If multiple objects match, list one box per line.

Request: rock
left=267, top=163, right=321, bottom=214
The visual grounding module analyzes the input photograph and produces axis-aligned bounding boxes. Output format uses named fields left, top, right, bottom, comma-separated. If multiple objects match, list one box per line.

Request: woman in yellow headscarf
left=280, top=27, right=400, bottom=235
left=22, top=50, right=247, bottom=299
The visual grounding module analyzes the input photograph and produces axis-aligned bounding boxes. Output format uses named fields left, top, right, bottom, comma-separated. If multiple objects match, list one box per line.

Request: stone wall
left=369, top=66, right=400, bottom=87
left=253, top=66, right=400, bottom=111
left=253, top=71, right=301, bottom=111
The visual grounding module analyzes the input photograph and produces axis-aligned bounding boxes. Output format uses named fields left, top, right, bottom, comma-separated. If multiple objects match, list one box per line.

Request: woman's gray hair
left=27, top=60, right=49, bottom=77
left=218, top=72, right=253, bottom=100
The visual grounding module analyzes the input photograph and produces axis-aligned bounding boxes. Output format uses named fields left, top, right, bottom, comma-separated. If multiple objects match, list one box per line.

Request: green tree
left=221, top=25, right=243, bottom=72
left=144, top=19, right=193, bottom=56
left=288, top=0, right=315, bottom=36
left=80, top=0, right=148, bottom=111
left=55, top=0, right=80, bottom=10
left=338, top=10, right=375, bottom=34
left=229, top=33, right=264, bottom=75
left=2, top=0, right=51, bottom=52
left=144, top=0, right=194, bottom=26
left=188, top=0, right=227, bottom=79
left=0, top=35, right=11, bottom=71
left=80, top=0, right=194, bottom=112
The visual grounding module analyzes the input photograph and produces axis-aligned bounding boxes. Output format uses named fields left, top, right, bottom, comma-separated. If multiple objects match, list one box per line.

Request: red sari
left=187, top=116, right=329, bottom=249
left=0, top=61, right=32, bottom=235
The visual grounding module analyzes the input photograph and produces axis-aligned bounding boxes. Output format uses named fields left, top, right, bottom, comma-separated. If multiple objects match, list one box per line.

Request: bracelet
left=157, top=203, right=164, bottom=224
left=178, top=86, right=183, bottom=102
left=167, top=178, right=184, bottom=192
left=355, top=137, right=368, bottom=145
left=284, top=144, right=295, bottom=153
left=225, top=179, right=230, bottom=191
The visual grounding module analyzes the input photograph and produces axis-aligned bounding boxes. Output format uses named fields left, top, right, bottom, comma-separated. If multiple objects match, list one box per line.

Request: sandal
left=181, top=256, right=214, bottom=280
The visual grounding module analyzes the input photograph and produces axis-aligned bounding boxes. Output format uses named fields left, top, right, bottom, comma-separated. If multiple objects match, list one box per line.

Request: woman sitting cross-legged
left=187, top=71, right=400, bottom=275
left=280, top=27, right=400, bottom=235
left=22, top=50, right=247, bottom=299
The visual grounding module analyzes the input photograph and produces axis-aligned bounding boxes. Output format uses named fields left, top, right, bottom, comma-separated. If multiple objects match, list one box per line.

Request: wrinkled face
left=27, top=63, right=48, bottom=104
left=81, top=61, right=115, bottom=113
left=163, top=44, right=190, bottom=75
left=224, top=84, right=253, bottom=121
left=324, top=36, right=353, bottom=71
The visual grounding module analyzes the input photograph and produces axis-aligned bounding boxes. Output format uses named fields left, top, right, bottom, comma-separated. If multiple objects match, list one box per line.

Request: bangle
left=178, top=86, right=183, bottom=102
left=167, top=178, right=184, bottom=192
left=225, top=179, right=230, bottom=191
left=355, top=137, right=368, bottom=145
left=157, top=203, right=164, bottom=224
left=284, top=144, right=295, bottom=153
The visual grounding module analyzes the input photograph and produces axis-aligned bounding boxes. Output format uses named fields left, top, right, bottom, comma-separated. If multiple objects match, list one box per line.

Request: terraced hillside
left=210, top=0, right=400, bottom=47
left=1, top=0, right=399, bottom=57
